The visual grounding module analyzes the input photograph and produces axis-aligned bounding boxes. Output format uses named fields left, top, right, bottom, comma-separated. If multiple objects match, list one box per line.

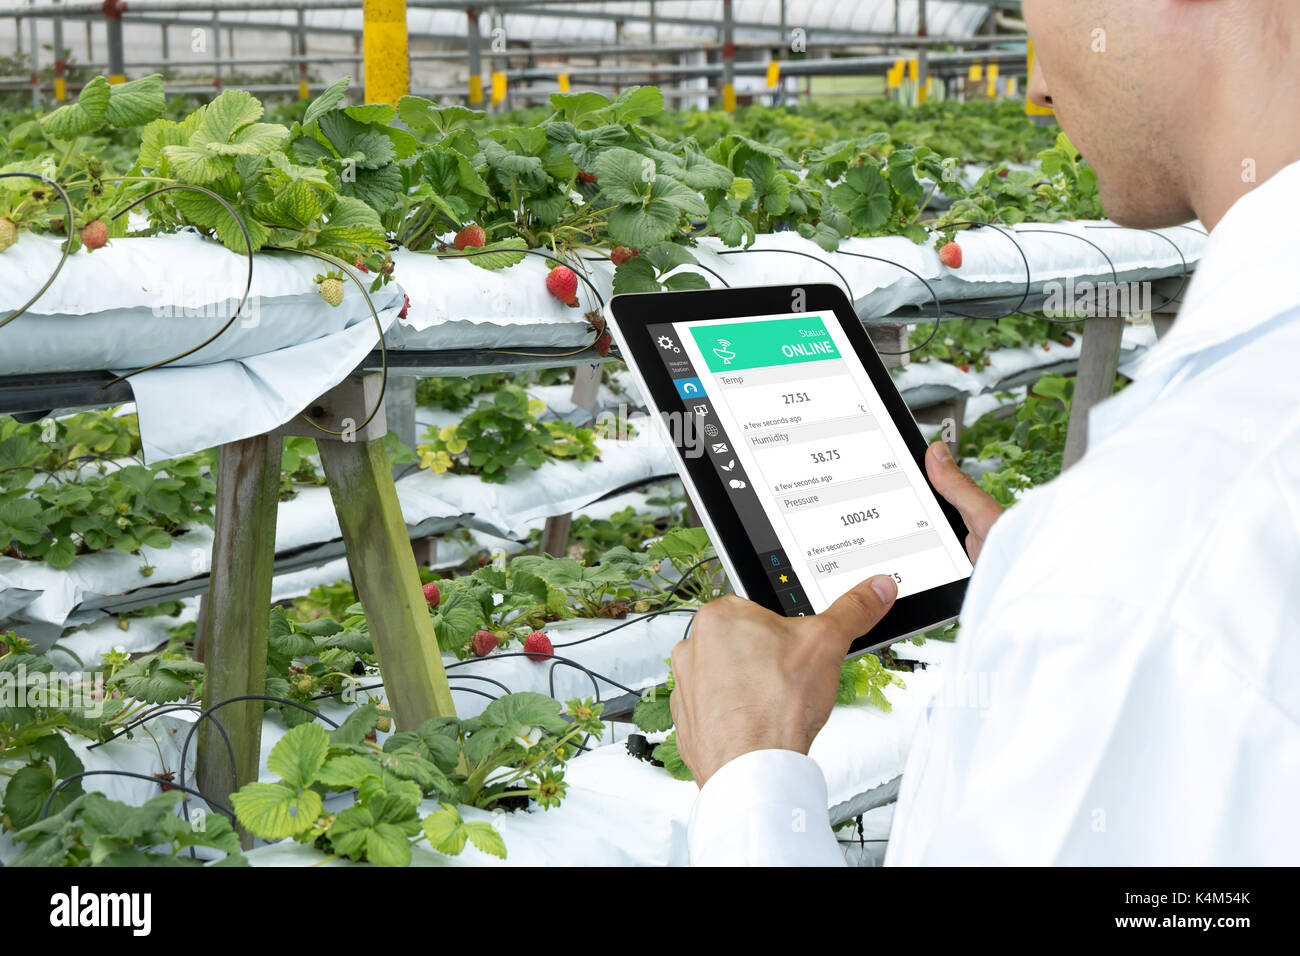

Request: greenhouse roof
left=0, top=1, right=1006, bottom=45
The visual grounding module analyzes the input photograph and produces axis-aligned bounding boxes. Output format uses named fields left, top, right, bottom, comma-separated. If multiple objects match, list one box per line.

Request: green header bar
left=688, top=315, right=840, bottom=373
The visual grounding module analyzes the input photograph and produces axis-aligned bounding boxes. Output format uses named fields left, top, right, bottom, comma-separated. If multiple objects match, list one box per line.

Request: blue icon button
left=674, top=377, right=706, bottom=400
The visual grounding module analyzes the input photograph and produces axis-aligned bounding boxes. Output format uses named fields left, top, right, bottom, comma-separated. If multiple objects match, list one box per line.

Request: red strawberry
left=454, top=224, right=487, bottom=250
left=523, top=631, right=553, bottom=661
left=939, top=241, right=963, bottom=269
left=610, top=246, right=638, bottom=266
left=352, top=256, right=370, bottom=273
left=578, top=171, right=597, bottom=184
left=957, top=362, right=971, bottom=373
left=422, top=581, right=440, bottom=607
left=80, top=219, right=108, bottom=251
left=398, top=294, right=410, bottom=320
left=997, top=168, right=1009, bottom=178
left=472, top=629, right=498, bottom=657
left=595, top=331, right=613, bottom=357
left=546, top=265, right=579, bottom=306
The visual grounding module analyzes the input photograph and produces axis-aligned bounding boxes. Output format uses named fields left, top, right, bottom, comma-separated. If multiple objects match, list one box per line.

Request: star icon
left=779, top=574, right=789, bottom=584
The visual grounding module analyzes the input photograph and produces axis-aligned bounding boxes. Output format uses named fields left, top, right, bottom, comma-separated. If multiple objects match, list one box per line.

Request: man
left=674, top=0, right=1300, bottom=865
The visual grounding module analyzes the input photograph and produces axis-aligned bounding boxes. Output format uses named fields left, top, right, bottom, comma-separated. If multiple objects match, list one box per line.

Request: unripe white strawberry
left=316, top=271, right=345, bottom=307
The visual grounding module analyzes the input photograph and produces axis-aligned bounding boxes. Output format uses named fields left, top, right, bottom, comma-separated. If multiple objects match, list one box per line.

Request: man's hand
left=670, top=575, right=898, bottom=787
left=925, top=441, right=1004, bottom=563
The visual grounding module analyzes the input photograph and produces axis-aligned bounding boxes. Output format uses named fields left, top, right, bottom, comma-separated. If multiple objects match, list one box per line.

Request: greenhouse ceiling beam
left=503, top=48, right=1028, bottom=82
left=10, top=0, right=953, bottom=41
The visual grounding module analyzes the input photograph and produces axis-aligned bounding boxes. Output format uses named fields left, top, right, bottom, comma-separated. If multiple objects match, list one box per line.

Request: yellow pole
left=363, top=0, right=410, bottom=106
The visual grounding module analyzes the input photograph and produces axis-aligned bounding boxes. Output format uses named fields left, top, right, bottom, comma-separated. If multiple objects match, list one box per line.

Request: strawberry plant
left=415, top=384, right=599, bottom=482
left=415, top=372, right=511, bottom=411
left=527, top=505, right=683, bottom=565
left=262, top=606, right=375, bottom=727
left=9, top=790, right=246, bottom=866
left=230, top=695, right=603, bottom=864
left=0, top=74, right=166, bottom=253
left=973, top=373, right=1077, bottom=505
left=0, top=455, right=215, bottom=570
left=907, top=314, right=1078, bottom=371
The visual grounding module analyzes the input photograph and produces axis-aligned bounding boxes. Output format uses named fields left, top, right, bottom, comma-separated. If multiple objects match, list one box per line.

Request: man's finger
left=801, top=574, right=897, bottom=654
left=926, top=441, right=1004, bottom=537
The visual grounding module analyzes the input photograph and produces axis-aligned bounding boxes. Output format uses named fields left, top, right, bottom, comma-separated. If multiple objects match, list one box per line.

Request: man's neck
left=1190, top=71, right=1300, bottom=230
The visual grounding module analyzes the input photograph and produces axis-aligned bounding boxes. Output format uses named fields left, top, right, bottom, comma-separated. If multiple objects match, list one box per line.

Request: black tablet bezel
left=607, top=282, right=970, bottom=655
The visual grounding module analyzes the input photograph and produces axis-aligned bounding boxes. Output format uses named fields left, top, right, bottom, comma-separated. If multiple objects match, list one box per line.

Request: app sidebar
left=648, top=323, right=812, bottom=616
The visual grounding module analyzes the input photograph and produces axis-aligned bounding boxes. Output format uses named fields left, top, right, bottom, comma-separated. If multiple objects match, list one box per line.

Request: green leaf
left=316, top=754, right=382, bottom=790
left=641, top=242, right=698, bottom=272
left=478, top=692, right=567, bottom=732
left=606, top=201, right=682, bottom=249
left=303, top=75, right=350, bottom=128
left=105, top=74, right=166, bottom=127
left=344, top=103, right=397, bottom=127
left=342, top=163, right=403, bottom=210
left=162, top=145, right=233, bottom=185
left=664, top=271, right=711, bottom=291
left=396, top=96, right=485, bottom=137
left=194, top=89, right=264, bottom=146
left=207, top=122, right=288, bottom=157
left=40, top=76, right=110, bottom=138
left=652, top=731, right=694, bottom=781
left=265, top=722, right=330, bottom=789
left=378, top=750, right=453, bottom=795
left=547, top=90, right=611, bottom=125
left=328, top=805, right=417, bottom=866
left=831, top=163, right=893, bottom=233
left=707, top=199, right=756, bottom=248
left=611, top=256, right=660, bottom=295
left=230, top=781, right=322, bottom=840
left=32, top=733, right=85, bottom=780
left=633, top=692, right=673, bottom=733
left=599, top=85, right=665, bottom=124
left=593, top=147, right=656, bottom=204
left=457, top=237, right=528, bottom=271
left=661, top=148, right=735, bottom=191
left=3, top=765, right=80, bottom=830
left=464, top=821, right=507, bottom=859
left=422, top=804, right=468, bottom=856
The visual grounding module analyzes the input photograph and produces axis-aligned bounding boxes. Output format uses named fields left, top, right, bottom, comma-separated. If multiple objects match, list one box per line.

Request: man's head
left=1023, top=1, right=1299, bottom=230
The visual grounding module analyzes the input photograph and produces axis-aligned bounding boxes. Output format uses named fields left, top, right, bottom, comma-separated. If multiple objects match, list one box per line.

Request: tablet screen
left=647, top=310, right=973, bottom=616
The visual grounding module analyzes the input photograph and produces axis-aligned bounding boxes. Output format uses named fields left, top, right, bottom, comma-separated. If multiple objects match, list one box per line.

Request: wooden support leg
left=318, top=436, right=456, bottom=728
left=865, top=322, right=911, bottom=370
left=538, top=363, right=603, bottom=556
left=197, top=434, right=283, bottom=845
left=1062, top=315, right=1125, bottom=470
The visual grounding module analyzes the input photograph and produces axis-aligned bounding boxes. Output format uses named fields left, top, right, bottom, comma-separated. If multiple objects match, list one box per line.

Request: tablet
left=605, top=283, right=972, bottom=655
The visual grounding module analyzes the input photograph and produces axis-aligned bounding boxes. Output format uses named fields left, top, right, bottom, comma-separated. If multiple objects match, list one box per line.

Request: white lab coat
left=687, top=161, right=1300, bottom=866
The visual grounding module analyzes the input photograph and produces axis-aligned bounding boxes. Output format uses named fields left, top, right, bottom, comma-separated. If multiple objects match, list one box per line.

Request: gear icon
left=657, top=335, right=681, bottom=353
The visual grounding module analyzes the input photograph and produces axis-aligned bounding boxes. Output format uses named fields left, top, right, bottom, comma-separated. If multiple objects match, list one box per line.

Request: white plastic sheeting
left=0, top=223, right=1202, bottom=462
left=0, top=427, right=677, bottom=644
left=0, top=655, right=935, bottom=867
left=244, top=669, right=938, bottom=867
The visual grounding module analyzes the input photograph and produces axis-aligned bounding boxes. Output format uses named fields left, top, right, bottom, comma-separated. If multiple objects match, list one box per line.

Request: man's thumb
left=926, top=441, right=1003, bottom=535
left=805, top=575, right=897, bottom=652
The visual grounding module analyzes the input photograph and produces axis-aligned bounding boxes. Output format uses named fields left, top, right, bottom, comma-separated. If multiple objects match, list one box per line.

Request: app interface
left=650, top=312, right=972, bottom=616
